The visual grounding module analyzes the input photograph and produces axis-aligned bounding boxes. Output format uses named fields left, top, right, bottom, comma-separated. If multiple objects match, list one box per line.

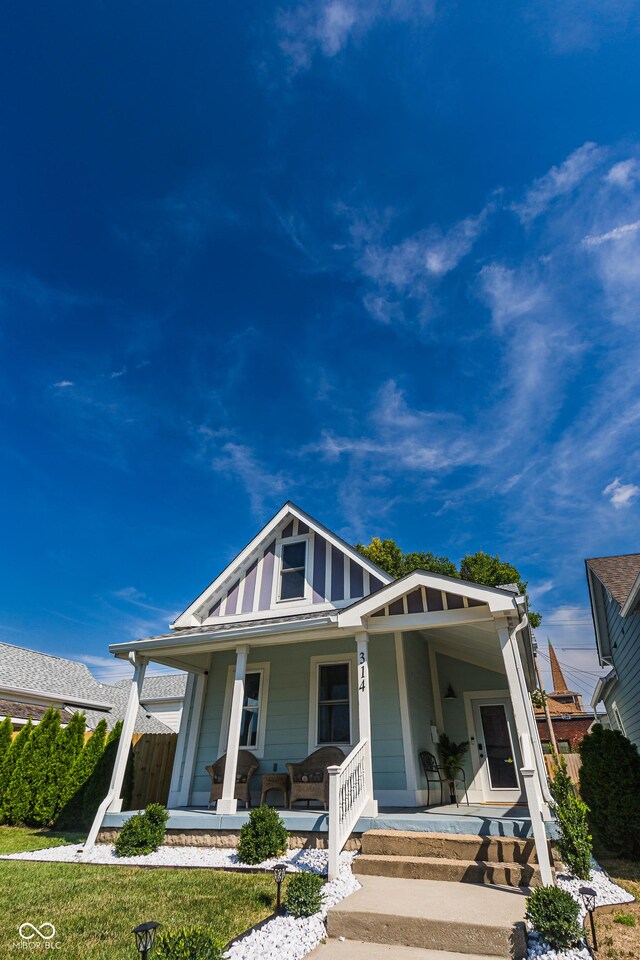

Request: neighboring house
left=0, top=641, right=178, bottom=734
left=115, top=674, right=187, bottom=733
left=587, top=553, right=640, bottom=748
left=534, top=643, right=595, bottom=753
left=86, top=501, right=554, bottom=881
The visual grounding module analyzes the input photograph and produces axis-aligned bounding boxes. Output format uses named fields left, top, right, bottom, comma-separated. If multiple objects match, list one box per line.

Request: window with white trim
left=317, top=662, right=351, bottom=744
left=279, top=540, right=307, bottom=600
left=220, top=663, right=270, bottom=757
left=239, top=672, right=262, bottom=748
left=612, top=701, right=626, bottom=737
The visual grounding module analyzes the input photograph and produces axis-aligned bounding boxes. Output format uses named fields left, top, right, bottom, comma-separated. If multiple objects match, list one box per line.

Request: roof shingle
left=586, top=554, right=640, bottom=606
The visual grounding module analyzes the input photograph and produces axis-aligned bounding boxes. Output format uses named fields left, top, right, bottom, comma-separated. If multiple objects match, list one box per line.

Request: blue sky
left=2, top=1, right=640, bottom=701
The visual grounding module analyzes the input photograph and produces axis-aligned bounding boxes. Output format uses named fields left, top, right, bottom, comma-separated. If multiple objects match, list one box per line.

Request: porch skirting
left=97, top=826, right=357, bottom=850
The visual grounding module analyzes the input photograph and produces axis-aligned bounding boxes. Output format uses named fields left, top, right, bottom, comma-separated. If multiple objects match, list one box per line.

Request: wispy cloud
left=52, top=380, right=74, bottom=389
left=603, top=477, right=640, bottom=509
left=276, top=0, right=435, bottom=74
left=512, top=142, right=605, bottom=223
left=583, top=220, right=640, bottom=246
left=528, top=0, right=640, bottom=53
left=211, top=442, right=288, bottom=517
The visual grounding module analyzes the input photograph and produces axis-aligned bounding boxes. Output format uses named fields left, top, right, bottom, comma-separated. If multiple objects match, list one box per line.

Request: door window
left=479, top=703, right=518, bottom=789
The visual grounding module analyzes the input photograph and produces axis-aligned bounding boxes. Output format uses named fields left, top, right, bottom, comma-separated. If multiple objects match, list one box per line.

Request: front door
left=471, top=696, right=523, bottom=803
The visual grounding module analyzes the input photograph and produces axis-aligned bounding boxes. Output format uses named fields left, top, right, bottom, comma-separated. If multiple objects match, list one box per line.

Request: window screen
left=317, top=662, right=350, bottom=743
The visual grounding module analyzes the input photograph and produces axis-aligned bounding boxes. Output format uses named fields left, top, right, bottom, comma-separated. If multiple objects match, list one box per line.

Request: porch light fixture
left=579, top=887, right=598, bottom=951
left=132, top=921, right=160, bottom=959
left=444, top=685, right=456, bottom=700
left=273, top=863, right=287, bottom=914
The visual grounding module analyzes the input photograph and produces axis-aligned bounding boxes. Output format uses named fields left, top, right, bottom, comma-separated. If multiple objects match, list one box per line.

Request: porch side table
left=260, top=773, right=291, bottom=808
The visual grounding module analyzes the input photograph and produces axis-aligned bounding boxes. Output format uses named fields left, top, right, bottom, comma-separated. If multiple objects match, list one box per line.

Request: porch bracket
left=355, top=631, right=378, bottom=817
left=217, top=644, right=249, bottom=815
left=82, top=653, right=148, bottom=859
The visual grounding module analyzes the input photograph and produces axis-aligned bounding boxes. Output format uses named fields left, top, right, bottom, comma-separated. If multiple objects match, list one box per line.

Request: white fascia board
left=621, top=569, right=640, bottom=618
left=110, top=615, right=338, bottom=659
left=339, top=570, right=517, bottom=628
left=172, top=501, right=393, bottom=629
left=590, top=669, right=617, bottom=710
left=0, top=686, right=113, bottom=712
left=586, top=566, right=611, bottom=663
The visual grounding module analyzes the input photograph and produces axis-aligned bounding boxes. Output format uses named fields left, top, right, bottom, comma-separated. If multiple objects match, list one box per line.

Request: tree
left=79, top=720, right=123, bottom=827
left=4, top=707, right=61, bottom=825
left=1, top=719, right=32, bottom=823
left=355, top=538, right=458, bottom=580
left=0, top=716, right=14, bottom=806
left=55, top=718, right=107, bottom=830
left=579, top=724, right=640, bottom=856
left=34, top=711, right=86, bottom=826
left=355, top=537, right=541, bottom=626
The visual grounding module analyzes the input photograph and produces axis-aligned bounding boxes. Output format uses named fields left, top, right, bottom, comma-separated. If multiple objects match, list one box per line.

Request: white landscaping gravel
left=526, top=858, right=634, bottom=960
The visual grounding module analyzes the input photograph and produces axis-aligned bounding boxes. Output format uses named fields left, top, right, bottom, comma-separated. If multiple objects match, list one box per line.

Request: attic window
left=279, top=540, right=307, bottom=600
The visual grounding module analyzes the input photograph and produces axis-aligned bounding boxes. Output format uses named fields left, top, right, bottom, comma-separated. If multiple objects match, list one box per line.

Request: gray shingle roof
left=0, top=642, right=174, bottom=734
left=586, top=554, right=640, bottom=606
left=115, top=673, right=187, bottom=701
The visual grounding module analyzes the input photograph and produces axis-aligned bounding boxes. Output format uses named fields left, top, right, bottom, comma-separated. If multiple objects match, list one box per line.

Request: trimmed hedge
left=579, top=723, right=640, bottom=856
left=153, top=927, right=225, bottom=960
left=525, top=886, right=582, bottom=949
left=115, top=803, right=169, bottom=857
left=237, top=805, right=288, bottom=865
left=285, top=872, right=324, bottom=918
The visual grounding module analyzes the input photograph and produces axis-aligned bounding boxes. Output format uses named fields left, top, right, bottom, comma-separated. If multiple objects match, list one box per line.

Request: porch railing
left=519, top=731, right=554, bottom=886
left=327, top=738, right=369, bottom=880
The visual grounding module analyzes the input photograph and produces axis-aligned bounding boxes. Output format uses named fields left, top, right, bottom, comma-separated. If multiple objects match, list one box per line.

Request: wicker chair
left=206, top=750, right=259, bottom=810
left=286, top=747, right=346, bottom=810
left=419, top=750, right=469, bottom=808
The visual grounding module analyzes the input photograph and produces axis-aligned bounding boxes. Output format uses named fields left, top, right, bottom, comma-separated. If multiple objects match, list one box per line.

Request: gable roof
left=586, top=554, right=640, bottom=606
left=172, top=501, right=393, bottom=628
left=0, top=641, right=112, bottom=710
left=548, top=643, right=570, bottom=694
left=115, top=673, right=187, bottom=701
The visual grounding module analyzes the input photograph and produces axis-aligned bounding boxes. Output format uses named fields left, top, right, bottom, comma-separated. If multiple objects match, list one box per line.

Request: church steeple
left=548, top=643, right=570, bottom=694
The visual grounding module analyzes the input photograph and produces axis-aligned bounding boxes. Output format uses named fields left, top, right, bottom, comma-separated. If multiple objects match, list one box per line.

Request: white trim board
left=218, top=661, right=271, bottom=759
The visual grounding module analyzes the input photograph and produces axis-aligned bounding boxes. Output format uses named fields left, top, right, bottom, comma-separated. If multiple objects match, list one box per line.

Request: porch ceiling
left=423, top=620, right=505, bottom=675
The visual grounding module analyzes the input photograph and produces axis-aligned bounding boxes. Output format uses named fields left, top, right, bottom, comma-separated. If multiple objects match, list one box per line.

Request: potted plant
left=438, top=733, right=469, bottom=803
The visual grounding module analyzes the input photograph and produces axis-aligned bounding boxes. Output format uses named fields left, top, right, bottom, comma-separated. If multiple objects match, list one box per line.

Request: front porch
left=102, top=801, right=550, bottom=840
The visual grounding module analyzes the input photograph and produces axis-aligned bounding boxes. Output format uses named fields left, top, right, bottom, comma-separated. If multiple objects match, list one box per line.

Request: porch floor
left=103, top=803, right=553, bottom=839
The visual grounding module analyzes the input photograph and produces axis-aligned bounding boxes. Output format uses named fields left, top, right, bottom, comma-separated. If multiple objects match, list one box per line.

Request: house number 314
left=359, top=651, right=366, bottom=692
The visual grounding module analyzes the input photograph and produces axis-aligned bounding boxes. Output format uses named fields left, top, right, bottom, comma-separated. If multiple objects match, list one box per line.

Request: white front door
left=471, top=696, right=523, bottom=804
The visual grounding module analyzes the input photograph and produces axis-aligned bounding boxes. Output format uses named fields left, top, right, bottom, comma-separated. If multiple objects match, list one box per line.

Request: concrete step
left=309, top=940, right=507, bottom=960
left=353, top=853, right=542, bottom=887
left=326, top=875, right=528, bottom=959
left=361, top=830, right=538, bottom=864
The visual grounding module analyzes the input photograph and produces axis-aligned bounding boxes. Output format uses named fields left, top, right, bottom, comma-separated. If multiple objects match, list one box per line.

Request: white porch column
left=109, top=655, right=148, bottom=812
left=83, top=654, right=147, bottom=858
left=355, top=631, right=378, bottom=817
left=217, top=644, right=249, bottom=815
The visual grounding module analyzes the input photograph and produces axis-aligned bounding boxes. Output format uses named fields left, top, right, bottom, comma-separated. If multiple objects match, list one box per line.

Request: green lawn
left=0, top=860, right=275, bottom=959
left=0, top=825, right=85, bottom=854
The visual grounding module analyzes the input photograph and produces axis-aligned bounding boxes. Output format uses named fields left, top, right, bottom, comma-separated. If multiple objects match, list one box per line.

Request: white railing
left=519, top=731, right=554, bottom=886
left=327, top=739, right=369, bottom=879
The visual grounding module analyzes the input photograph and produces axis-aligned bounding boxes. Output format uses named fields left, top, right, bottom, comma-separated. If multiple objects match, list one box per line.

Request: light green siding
left=435, top=651, right=508, bottom=782
left=190, top=635, right=406, bottom=803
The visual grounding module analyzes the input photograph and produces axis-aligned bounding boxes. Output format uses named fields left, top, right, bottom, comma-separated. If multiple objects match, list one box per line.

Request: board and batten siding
left=189, top=635, right=406, bottom=806
left=204, top=516, right=384, bottom=621
left=602, top=592, right=640, bottom=748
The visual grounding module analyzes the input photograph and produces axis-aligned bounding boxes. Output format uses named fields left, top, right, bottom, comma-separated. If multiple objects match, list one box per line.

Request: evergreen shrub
left=0, top=716, right=14, bottom=806
left=55, top=718, right=107, bottom=829
left=525, top=886, right=582, bottom=950
left=579, top=724, right=640, bottom=856
left=550, top=757, right=592, bottom=879
left=1, top=720, right=32, bottom=823
left=285, top=872, right=324, bottom=918
left=237, top=805, right=288, bottom=865
left=33, top=711, right=86, bottom=826
left=153, top=927, right=224, bottom=960
left=114, top=803, right=169, bottom=857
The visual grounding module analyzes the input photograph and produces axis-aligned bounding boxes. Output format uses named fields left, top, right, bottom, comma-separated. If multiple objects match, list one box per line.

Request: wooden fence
left=544, top=752, right=582, bottom=787
left=128, top=733, right=177, bottom=809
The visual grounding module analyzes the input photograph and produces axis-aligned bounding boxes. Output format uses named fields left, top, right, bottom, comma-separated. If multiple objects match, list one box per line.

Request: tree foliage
left=4, top=707, right=61, bottom=825
left=579, top=724, right=640, bottom=856
left=355, top=538, right=541, bottom=626
left=0, top=716, right=14, bottom=806
left=37, top=711, right=86, bottom=825
left=1, top=719, right=32, bottom=823
left=55, top=718, right=108, bottom=829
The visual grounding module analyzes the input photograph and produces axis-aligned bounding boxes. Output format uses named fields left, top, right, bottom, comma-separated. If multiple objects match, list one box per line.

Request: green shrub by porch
left=153, top=926, right=225, bottom=959
left=549, top=756, right=592, bottom=880
left=115, top=803, right=169, bottom=857
left=579, top=724, right=640, bottom=857
left=285, top=872, right=324, bottom=918
left=237, top=805, right=288, bottom=864
left=525, top=885, right=582, bottom=950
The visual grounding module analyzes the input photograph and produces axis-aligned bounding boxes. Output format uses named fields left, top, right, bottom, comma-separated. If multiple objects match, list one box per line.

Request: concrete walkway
left=309, top=942, right=507, bottom=960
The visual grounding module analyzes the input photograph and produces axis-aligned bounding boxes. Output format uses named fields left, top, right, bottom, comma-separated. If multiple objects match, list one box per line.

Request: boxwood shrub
left=525, top=886, right=582, bottom=950
left=237, top=804, right=288, bottom=864
left=285, top=872, right=324, bottom=918
left=153, top=926, right=224, bottom=960
left=114, top=802, right=169, bottom=857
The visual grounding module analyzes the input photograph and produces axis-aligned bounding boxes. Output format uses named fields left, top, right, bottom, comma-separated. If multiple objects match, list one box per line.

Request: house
left=587, top=553, right=640, bottom=747
left=0, top=641, right=178, bottom=735
left=115, top=674, right=187, bottom=732
left=85, top=502, right=554, bottom=882
left=534, top=643, right=595, bottom=753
